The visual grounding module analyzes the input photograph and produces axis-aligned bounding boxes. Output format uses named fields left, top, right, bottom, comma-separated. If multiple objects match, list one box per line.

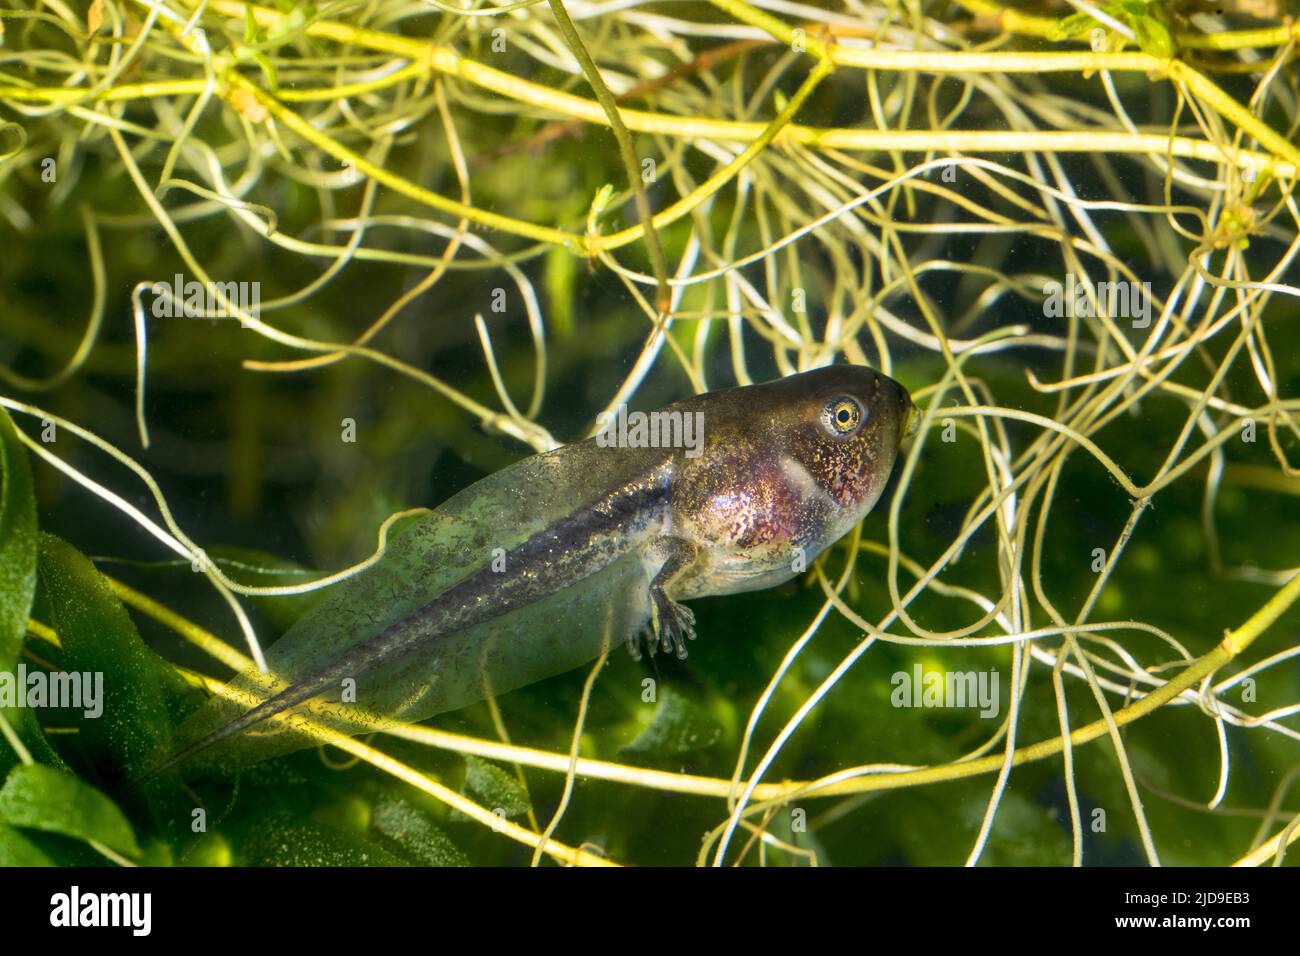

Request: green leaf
left=371, top=797, right=469, bottom=866
left=240, top=812, right=408, bottom=866
left=0, top=763, right=141, bottom=858
left=1132, top=15, right=1176, bottom=58
left=0, top=820, right=54, bottom=865
left=1047, top=11, right=1098, bottom=41
left=0, top=407, right=53, bottom=777
left=35, top=534, right=184, bottom=781
left=0, top=406, right=37, bottom=676
left=620, top=688, right=723, bottom=758
left=460, top=756, right=532, bottom=820
left=268, top=4, right=313, bottom=45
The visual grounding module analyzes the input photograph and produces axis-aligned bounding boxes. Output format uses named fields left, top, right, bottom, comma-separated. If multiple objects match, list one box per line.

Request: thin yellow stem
left=224, top=72, right=583, bottom=251
left=547, top=0, right=670, bottom=312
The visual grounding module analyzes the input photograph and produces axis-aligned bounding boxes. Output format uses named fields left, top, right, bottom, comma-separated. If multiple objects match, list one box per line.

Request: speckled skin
left=664, top=365, right=914, bottom=602
left=142, top=365, right=913, bottom=779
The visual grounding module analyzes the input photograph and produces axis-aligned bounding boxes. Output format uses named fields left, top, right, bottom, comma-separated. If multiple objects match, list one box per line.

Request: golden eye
left=822, top=396, right=865, bottom=435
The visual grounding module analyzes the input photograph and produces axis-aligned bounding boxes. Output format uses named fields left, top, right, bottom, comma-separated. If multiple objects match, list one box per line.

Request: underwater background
left=1, top=0, right=1299, bottom=866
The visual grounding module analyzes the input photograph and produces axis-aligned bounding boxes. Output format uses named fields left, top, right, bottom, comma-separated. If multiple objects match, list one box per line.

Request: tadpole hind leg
left=644, top=535, right=700, bottom=661
left=652, top=590, right=696, bottom=660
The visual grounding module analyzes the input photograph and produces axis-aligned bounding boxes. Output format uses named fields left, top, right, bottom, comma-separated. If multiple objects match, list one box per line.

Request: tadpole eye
left=821, top=396, right=866, bottom=436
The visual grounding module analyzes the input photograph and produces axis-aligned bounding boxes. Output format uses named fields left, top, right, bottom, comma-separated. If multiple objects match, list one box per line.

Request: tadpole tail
left=129, top=615, right=433, bottom=790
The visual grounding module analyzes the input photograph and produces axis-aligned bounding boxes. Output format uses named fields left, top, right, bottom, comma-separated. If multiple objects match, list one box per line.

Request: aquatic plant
left=1, top=0, right=1299, bottom=866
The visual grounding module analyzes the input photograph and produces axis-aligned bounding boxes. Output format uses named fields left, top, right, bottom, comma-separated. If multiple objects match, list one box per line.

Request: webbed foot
left=631, top=535, right=700, bottom=661
left=650, top=591, right=696, bottom=660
